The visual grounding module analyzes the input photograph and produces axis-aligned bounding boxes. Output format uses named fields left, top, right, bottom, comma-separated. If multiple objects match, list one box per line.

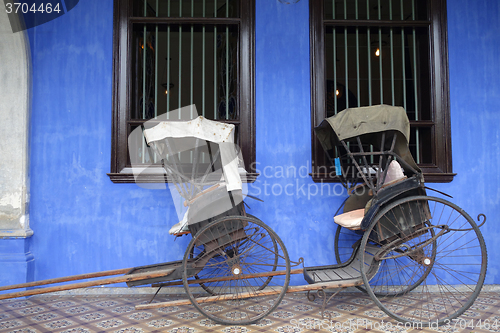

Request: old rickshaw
left=0, top=105, right=487, bottom=327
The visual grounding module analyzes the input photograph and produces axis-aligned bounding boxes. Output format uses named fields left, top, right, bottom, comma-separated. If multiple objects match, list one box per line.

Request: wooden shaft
left=152, top=268, right=304, bottom=288
left=137, top=287, right=285, bottom=309
left=0, top=267, right=132, bottom=292
left=0, top=269, right=174, bottom=301
left=136, top=279, right=362, bottom=310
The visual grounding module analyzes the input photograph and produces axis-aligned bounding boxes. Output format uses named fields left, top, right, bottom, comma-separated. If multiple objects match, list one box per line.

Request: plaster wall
left=7, top=0, right=499, bottom=287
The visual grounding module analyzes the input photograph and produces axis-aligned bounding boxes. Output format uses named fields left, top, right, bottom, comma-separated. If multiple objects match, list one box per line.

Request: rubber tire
left=359, top=196, right=487, bottom=326
left=182, top=215, right=291, bottom=325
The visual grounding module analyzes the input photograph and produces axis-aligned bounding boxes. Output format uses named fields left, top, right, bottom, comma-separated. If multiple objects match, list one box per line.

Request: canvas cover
left=315, top=105, right=420, bottom=174
left=143, top=116, right=242, bottom=191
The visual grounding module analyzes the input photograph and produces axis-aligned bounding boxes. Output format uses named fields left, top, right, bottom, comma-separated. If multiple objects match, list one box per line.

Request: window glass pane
left=324, top=26, right=429, bottom=118
left=134, top=0, right=240, bottom=18
left=131, top=23, right=239, bottom=121
left=131, top=25, right=158, bottom=120
left=324, top=0, right=428, bottom=21
left=410, top=126, right=432, bottom=164
left=128, top=125, right=221, bottom=167
left=127, top=124, right=241, bottom=167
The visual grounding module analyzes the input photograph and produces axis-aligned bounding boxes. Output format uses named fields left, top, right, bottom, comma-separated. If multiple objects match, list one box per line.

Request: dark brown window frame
left=108, top=0, right=256, bottom=183
left=310, top=0, right=455, bottom=183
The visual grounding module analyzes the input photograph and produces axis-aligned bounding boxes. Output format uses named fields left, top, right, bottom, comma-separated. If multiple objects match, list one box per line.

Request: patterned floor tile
left=0, top=291, right=498, bottom=333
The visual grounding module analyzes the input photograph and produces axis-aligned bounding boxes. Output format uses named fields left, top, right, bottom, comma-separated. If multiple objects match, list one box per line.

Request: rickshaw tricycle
left=0, top=105, right=487, bottom=328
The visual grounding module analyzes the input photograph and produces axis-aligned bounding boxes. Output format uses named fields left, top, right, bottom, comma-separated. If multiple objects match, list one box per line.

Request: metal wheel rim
left=182, top=215, right=291, bottom=325
left=246, top=214, right=279, bottom=290
left=359, top=195, right=487, bottom=326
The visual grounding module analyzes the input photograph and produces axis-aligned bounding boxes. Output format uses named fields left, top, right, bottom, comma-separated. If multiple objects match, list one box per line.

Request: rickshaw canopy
left=314, top=104, right=420, bottom=174
left=143, top=116, right=235, bottom=146
left=143, top=116, right=242, bottom=191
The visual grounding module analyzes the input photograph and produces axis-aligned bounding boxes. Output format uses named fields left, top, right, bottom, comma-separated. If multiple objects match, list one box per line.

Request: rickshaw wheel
left=245, top=214, right=280, bottom=290
left=359, top=196, right=487, bottom=327
left=334, top=223, right=431, bottom=296
left=182, top=215, right=291, bottom=325
left=190, top=214, right=280, bottom=295
left=190, top=248, right=216, bottom=296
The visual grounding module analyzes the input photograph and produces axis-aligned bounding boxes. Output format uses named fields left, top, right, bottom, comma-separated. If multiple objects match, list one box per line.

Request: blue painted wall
left=26, top=0, right=186, bottom=282
left=16, top=0, right=500, bottom=287
left=442, top=0, right=500, bottom=283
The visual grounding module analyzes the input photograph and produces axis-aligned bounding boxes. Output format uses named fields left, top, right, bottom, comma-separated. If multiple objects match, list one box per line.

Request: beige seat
left=335, top=161, right=407, bottom=231
left=334, top=208, right=364, bottom=230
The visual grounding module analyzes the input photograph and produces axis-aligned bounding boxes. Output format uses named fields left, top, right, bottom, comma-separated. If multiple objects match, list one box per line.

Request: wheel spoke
left=359, top=196, right=486, bottom=327
left=182, top=215, right=290, bottom=325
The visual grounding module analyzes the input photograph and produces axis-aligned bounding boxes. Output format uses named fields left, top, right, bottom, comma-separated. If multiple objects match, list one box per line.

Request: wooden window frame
left=310, top=0, right=454, bottom=183
left=108, top=0, right=256, bottom=183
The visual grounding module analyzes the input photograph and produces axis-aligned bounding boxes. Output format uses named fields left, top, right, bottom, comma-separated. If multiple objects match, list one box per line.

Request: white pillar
left=0, top=1, right=33, bottom=238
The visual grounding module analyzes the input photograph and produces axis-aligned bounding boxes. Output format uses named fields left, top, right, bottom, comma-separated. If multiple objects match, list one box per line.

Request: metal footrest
left=305, top=265, right=362, bottom=284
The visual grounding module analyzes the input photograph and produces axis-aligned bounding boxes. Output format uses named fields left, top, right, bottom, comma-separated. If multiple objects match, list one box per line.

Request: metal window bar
left=400, top=1, right=407, bottom=111
left=324, top=0, right=425, bottom=168
left=190, top=2, right=194, bottom=118
left=332, top=1, right=337, bottom=114
left=226, top=3, right=229, bottom=120
left=141, top=0, right=147, bottom=164
left=377, top=0, right=383, bottom=104
left=411, top=0, right=420, bottom=164
left=167, top=0, right=171, bottom=118
left=367, top=3, right=372, bottom=106
left=355, top=0, right=360, bottom=107
left=214, top=0, right=217, bottom=120
left=389, top=0, right=395, bottom=105
left=154, top=1, right=159, bottom=164
left=202, top=0, right=206, bottom=118
left=202, top=1, right=206, bottom=163
left=155, top=26, right=158, bottom=120
left=344, top=0, right=349, bottom=110
left=189, top=2, right=194, bottom=164
left=132, top=1, right=240, bottom=167
left=178, top=27, right=182, bottom=116
left=333, top=30, right=337, bottom=114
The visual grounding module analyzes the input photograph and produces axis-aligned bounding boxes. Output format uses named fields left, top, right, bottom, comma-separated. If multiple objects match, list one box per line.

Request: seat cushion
left=334, top=208, right=365, bottom=230
left=383, top=160, right=405, bottom=184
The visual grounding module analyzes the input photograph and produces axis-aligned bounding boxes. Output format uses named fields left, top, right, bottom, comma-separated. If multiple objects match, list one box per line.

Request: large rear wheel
left=359, top=196, right=487, bottom=326
left=182, top=215, right=290, bottom=325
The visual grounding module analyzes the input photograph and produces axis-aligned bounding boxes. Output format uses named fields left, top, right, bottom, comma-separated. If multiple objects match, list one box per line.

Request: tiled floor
left=1, top=291, right=500, bottom=333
